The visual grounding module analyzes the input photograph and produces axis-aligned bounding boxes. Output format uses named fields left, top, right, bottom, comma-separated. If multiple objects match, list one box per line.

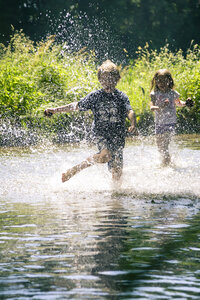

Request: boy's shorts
left=95, top=135, right=124, bottom=171
left=155, top=123, right=176, bottom=135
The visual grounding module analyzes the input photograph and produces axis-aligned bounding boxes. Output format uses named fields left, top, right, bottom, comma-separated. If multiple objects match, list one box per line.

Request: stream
left=0, top=134, right=200, bottom=299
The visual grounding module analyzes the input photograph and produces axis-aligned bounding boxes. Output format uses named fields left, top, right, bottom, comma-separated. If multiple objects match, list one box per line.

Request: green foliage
left=0, top=31, right=200, bottom=146
left=0, top=30, right=98, bottom=117
left=118, top=42, right=200, bottom=132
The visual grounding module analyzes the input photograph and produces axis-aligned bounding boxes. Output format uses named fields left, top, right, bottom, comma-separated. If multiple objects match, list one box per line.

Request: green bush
left=0, top=31, right=200, bottom=146
left=0, top=30, right=98, bottom=118
left=118, top=43, right=200, bottom=132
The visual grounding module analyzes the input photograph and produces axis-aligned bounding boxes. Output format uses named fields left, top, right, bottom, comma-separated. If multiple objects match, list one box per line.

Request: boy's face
left=99, top=73, right=118, bottom=93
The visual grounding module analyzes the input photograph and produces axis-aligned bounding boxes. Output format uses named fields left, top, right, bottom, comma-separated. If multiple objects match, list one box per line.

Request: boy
left=45, top=60, right=136, bottom=182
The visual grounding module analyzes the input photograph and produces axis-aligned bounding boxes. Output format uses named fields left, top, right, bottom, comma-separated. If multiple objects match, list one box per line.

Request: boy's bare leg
left=62, top=159, right=92, bottom=182
left=62, top=149, right=111, bottom=182
left=112, top=167, right=122, bottom=181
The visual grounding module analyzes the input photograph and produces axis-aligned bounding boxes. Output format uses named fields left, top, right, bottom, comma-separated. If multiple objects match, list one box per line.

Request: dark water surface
left=0, top=135, right=200, bottom=299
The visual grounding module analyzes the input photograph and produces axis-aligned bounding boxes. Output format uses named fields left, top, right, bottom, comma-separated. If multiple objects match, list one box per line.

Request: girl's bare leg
left=156, top=132, right=171, bottom=166
left=62, top=149, right=111, bottom=182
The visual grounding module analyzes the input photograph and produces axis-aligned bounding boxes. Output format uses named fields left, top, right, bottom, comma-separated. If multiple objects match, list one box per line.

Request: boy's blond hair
left=97, top=60, right=121, bottom=82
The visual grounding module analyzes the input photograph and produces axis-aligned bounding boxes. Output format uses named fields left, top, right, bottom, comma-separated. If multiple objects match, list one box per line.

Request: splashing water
left=1, top=135, right=200, bottom=202
left=1, top=135, right=200, bottom=299
left=1, top=8, right=200, bottom=299
left=44, top=10, right=127, bottom=63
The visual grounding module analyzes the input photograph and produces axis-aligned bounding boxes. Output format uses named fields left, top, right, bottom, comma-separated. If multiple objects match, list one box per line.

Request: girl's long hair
left=150, top=69, right=174, bottom=92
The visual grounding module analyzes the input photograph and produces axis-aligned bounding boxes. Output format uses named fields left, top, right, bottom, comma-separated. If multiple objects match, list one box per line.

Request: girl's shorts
left=155, top=123, right=176, bottom=135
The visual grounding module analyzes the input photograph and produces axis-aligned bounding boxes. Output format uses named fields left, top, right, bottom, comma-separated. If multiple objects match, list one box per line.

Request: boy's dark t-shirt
left=78, top=89, right=132, bottom=149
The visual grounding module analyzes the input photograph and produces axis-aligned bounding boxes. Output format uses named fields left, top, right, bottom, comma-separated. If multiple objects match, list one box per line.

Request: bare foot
left=62, top=166, right=78, bottom=182
left=62, top=172, right=72, bottom=182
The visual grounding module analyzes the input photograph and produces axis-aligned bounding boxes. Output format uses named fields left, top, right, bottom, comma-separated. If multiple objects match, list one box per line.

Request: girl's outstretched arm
left=175, top=98, right=186, bottom=107
left=175, top=97, right=194, bottom=108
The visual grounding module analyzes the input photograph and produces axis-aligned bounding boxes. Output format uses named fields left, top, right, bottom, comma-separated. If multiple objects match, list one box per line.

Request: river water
left=0, top=135, right=200, bottom=299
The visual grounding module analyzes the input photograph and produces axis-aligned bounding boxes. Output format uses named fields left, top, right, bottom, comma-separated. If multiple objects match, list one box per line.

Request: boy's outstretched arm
left=44, top=102, right=79, bottom=116
left=127, top=109, right=136, bottom=133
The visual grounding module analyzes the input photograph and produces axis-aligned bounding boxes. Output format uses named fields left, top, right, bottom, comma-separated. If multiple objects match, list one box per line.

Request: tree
left=0, top=0, right=200, bottom=61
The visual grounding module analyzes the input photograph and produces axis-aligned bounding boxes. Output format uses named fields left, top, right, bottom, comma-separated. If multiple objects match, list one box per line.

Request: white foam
left=0, top=140, right=200, bottom=203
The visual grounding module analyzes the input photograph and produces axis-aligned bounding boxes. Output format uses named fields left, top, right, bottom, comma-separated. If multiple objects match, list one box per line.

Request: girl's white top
left=150, top=89, right=180, bottom=126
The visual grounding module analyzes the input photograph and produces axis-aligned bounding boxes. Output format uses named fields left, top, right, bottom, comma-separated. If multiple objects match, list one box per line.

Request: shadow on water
left=0, top=135, right=200, bottom=299
left=94, top=199, right=200, bottom=298
left=83, top=194, right=199, bottom=299
left=1, top=194, right=200, bottom=299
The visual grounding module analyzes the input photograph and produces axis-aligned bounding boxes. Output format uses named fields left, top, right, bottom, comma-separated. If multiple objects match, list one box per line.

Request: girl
left=150, top=69, right=193, bottom=166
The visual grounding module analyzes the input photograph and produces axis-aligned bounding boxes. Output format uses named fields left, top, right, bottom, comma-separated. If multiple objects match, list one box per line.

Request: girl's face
left=156, top=75, right=170, bottom=92
left=99, top=73, right=118, bottom=93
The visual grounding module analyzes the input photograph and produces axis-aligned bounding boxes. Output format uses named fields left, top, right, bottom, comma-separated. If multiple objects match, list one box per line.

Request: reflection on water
left=0, top=135, right=200, bottom=299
